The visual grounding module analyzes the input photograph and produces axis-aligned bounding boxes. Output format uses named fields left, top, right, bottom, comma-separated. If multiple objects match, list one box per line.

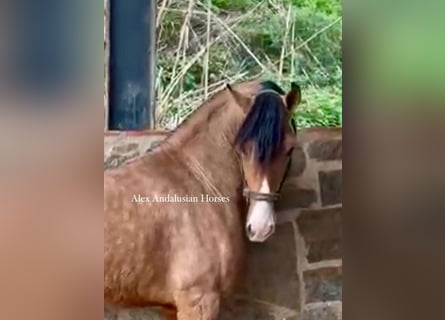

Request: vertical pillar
left=108, top=0, right=156, bottom=130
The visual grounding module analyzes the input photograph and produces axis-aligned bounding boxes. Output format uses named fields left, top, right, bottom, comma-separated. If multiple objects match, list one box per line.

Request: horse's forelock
left=234, top=88, right=285, bottom=167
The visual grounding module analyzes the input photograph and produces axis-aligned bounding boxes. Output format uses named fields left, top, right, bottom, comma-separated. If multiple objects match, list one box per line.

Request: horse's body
left=104, top=80, right=300, bottom=319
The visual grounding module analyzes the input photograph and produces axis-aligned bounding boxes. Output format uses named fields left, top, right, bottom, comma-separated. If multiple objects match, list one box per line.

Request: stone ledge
left=104, top=130, right=170, bottom=136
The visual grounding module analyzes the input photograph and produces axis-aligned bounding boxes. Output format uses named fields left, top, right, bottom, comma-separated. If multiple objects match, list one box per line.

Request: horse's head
left=228, top=81, right=301, bottom=242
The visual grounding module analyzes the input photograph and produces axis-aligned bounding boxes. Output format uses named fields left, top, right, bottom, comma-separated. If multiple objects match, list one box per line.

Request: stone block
left=276, top=181, right=318, bottom=211
left=319, top=170, right=342, bottom=206
left=297, top=207, right=342, bottom=262
left=301, top=301, right=342, bottom=320
left=304, top=268, right=342, bottom=303
left=104, top=306, right=160, bottom=320
left=288, top=145, right=307, bottom=177
left=104, top=153, right=139, bottom=170
left=220, top=298, right=297, bottom=320
left=145, top=140, right=163, bottom=153
left=245, top=222, right=300, bottom=310
left=112, top=142, right=140, bottom=155
left=307, top=139, right=342, bottom=161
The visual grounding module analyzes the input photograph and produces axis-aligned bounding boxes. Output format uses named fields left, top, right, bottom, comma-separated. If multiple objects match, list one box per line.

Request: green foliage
left=294, top=85, right=342, bottom=128
left=157, top=0, right=342, bottom=129
left=288, top=0, right=342, bottom=16
left=211, top=0, right=256, bottom=11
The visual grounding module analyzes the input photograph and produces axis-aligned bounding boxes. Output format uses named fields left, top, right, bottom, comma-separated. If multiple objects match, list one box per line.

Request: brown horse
left=104, top=80, right=302, bottom=320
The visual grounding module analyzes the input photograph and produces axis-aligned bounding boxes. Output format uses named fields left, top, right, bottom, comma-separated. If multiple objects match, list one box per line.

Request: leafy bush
left=156, top=0, right=342, bottom=129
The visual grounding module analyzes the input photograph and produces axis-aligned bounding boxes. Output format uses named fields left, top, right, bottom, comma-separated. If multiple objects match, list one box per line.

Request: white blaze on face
left=245, top=177, right=276, bottom=242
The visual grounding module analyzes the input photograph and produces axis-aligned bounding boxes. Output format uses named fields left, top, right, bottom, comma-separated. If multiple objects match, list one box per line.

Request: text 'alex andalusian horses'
left=104, top=80, right=302, bottom=320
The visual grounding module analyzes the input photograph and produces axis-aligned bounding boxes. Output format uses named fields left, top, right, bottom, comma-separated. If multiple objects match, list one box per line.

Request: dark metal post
left=108, top=0, right=156, bottom=130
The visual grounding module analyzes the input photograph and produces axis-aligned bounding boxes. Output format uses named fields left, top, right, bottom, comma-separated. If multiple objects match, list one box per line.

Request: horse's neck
left=161, top=98, right=245, bottom=197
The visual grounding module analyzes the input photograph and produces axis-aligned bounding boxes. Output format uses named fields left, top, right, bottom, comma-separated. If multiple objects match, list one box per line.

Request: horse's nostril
left=246, top=224, right=253, bottom=236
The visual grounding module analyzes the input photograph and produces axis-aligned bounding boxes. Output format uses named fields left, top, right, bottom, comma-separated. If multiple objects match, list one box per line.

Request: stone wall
left=104, top=128, right=342, bottom=320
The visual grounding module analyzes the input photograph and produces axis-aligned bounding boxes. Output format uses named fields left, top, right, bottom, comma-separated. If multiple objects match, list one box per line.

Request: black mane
left=235, top=81, right=285, bottom=166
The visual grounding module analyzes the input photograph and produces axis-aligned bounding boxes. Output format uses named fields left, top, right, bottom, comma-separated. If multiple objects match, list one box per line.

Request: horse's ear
left=226, top=83, right=251, bottom=111
left=286, top=82, right=302, bottom=110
